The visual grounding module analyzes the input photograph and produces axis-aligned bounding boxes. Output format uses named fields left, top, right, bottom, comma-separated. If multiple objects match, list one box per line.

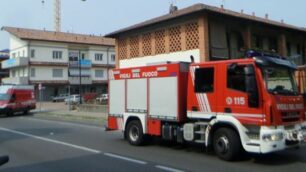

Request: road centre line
left=155, top=165, right=185, bottom=172
left=0, top=127, right=101, bottom=154
left=104, top=153, right=147, bottom=165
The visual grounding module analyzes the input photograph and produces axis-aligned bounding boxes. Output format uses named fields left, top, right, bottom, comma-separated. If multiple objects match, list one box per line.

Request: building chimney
left=252, top=12, right=255, bottom=17
left=265, top=13, right=269, bottom=19
left=281, top=19, right=284, bottom=23
left=241, top=9, right=244, bottom=14
left=221, top=4, right=224, bottom=10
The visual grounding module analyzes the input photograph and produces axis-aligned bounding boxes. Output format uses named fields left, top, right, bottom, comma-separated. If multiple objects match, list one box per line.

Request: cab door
left=188, top=65, right=217, bottom=119
left=221, top=63, right=263, bottom=124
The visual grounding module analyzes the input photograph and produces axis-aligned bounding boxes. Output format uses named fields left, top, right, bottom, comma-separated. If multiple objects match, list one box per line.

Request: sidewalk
left=32, top=102, right=108, bottom=126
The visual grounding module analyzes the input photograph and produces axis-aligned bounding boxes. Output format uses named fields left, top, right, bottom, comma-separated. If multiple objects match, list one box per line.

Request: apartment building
left=1, top=27, right=115, bottom=100
left=106, top=3, right=306, bottom=68
left=0, top=49, right=9, bottom=83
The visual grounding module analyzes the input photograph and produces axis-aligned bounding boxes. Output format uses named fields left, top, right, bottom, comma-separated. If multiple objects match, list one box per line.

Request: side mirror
left=0, top=155, right=9, bottom=166
left=228, top=63, right=238, bottom=73
left=10, top=94, right=16, bottom=102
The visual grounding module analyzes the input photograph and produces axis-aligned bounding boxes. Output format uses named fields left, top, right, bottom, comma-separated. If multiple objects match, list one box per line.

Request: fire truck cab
left=108, top=54, right=305, bottom=161
left=296, top=66, right=306, bottom=137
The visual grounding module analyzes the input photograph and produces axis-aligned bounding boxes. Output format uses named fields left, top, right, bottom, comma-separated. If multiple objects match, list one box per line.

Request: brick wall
left=116, top=19, right=201, bottom=66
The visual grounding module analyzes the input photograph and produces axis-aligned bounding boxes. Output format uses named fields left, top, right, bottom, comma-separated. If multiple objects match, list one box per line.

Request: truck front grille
left=281, top=112, right=300, bottom=122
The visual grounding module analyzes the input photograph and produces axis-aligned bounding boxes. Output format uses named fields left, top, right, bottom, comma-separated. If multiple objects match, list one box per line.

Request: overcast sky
left=0, top=0, right=305, bottom=49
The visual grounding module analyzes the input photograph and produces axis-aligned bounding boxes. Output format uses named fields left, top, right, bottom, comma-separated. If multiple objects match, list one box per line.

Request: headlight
left=262, top=133, right=283, bottom=142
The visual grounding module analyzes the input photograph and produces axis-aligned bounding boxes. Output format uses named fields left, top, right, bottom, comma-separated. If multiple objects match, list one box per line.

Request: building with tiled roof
left=106, top=3, right=306, bottom=68
left=1, top=27, right=115, bottom=101
left=0, top=49, right=9, bottom=83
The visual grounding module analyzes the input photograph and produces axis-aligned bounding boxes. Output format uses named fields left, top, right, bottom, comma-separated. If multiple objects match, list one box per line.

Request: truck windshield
left=0, top=94, right=10, bottom=101
left=263, top=67, right=298, bottom=95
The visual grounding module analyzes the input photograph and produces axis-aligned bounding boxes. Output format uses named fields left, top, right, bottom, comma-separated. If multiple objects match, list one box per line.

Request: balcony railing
left=68, top=77, right=92, bottom=85
left=2, top=76, right=29, bottom=85
left=68, top=59, right=92, bottom=68
left=1, top=57, right=29, bottom=69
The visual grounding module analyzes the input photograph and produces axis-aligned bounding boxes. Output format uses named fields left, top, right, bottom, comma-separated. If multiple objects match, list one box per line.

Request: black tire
left=23, top=109, right=29, bottom=115
left=6, top=110, right=13, bottom=117
left=213, top=128, right=241, bottom=161
left=125, top=120, right=145, bottom=146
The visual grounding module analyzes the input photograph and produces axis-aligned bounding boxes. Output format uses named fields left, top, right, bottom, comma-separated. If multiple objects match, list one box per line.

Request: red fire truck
left=296, top=66, right=306, bottom=137
left=107, top=53, right=305, bottom=161
left=0, top=85, right=36, bottom=116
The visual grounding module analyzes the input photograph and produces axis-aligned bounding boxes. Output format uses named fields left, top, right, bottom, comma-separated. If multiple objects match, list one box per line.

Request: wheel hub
left=216, top=136, right=229, bottom=154
left=129, top=125, right=139, bottom=142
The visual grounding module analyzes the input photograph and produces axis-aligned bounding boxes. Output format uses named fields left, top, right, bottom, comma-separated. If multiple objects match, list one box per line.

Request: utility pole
left=41, top=0, right=86, bottom=32
left=54, top=0, right=61, bottom=32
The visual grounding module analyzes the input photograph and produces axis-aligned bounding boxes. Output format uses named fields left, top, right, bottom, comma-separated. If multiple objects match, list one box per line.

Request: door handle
left=224, top=108, right=232, bottom=113
left=192, top=106, right=198, bottom=111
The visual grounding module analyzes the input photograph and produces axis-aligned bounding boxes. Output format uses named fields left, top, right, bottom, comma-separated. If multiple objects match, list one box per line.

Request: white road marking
left=21, top=116, right=105, bottom=130
left=104, top=153, right=147, bottom=165
left=155, top=165, right=185, bottom=172
left=0, top=127, right=101, bottom=154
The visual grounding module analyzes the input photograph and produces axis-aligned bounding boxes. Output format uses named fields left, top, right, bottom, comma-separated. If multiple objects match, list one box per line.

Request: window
left=95, top=70, right=104, bottom=78
left=30, top=68, right=36, bottom=77
left=194, top=68, right=214, bottom=93
left=31, top=49, right=35, bottom=58
left=12, top=70, right=16, bottom=77
left=286, top=42, right=291, bottom=56
left=268, top=37, right=278, bottom=52
left=297, top=44, right=301, bottom=55
left=252, top=34, right=263, bottom=49
left=18, top=52, right=20, bottom=57
left=52, top=69, right=63, bottom=78
left=12, top=53, right=16, bottom=58
left=227, top=65, right=247, bottom=92
left=81, top=53, right=86, bottom=60
left=111, top=54, right=115, bottom=62
left=95, top=53, right=103, bottom=61
left=53, top=51, right=63, bottom=59
left=22, top=50, right=25, bottom=57
left=209, top=21, right=229, bottom=59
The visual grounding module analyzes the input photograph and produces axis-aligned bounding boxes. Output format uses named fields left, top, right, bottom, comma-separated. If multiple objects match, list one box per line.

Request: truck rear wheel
left=6, top=110, right=13, bottom=117
left=213, top=128, right=241, bottom=161
left=23, top=109, right=29, bottom=115
left=126, top=120, right=145, bottom=146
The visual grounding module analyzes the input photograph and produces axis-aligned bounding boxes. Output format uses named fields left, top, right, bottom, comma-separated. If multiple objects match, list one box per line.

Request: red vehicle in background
left=0, top=85, right=36, bottom=116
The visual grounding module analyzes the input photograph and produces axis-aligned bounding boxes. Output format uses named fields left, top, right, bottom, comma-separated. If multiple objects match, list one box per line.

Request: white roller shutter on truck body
left=108, top=62, right=189, bottom=122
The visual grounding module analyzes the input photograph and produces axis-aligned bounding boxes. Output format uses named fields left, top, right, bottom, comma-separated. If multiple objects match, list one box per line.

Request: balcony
left=1, top=57, right=29, bottom=69
left=2, top=76, right=29, bottom=85
left=68, top=77, right=92, bottom=85
left=68, top=60, right=92, bottom=68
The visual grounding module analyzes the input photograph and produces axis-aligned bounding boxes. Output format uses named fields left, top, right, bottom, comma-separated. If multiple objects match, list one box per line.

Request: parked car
left=52, top=94, right=69, bottom=102
left=96, top=94, right=108, bottom=103
left=83, top=93, right=97, bottom=102
left=64, top=94, right=81, bottom=105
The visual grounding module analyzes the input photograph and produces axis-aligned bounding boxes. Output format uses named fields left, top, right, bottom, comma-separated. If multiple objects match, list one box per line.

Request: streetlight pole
left=79, top=50, right=82, bottom=104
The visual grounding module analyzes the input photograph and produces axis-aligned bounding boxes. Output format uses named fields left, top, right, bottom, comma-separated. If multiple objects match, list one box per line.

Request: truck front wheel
left=213, top=128, right=241, bottom=161
left=125, top=120, right=145, bottom=146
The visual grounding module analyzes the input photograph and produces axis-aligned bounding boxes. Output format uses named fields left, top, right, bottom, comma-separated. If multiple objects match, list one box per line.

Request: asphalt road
left=0, top=116, right=306, bottom=172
